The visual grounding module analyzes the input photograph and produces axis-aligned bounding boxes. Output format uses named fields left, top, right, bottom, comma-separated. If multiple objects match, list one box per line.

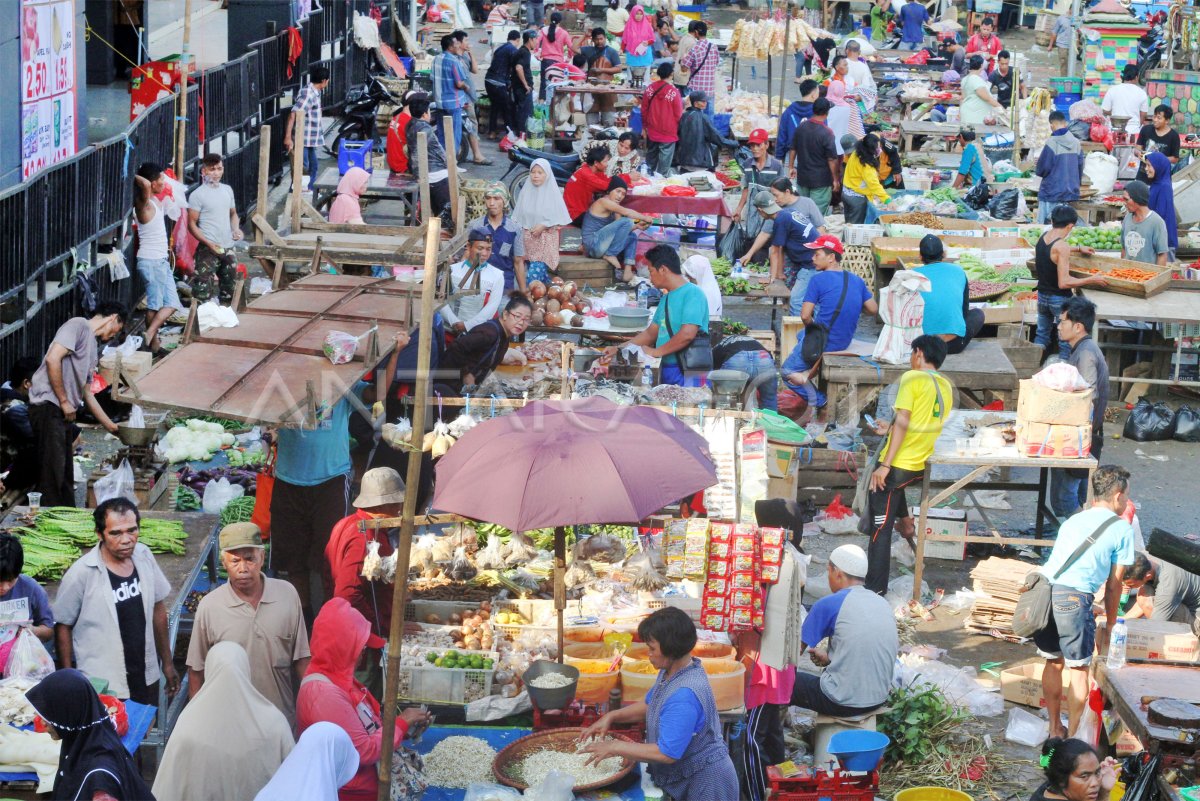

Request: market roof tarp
left=123, top=274, right=416, bottom=426
left=431, top=397, right=718, bottom=530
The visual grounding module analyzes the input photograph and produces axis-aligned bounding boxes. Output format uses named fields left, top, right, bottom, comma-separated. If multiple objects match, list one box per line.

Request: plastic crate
left=842, top=224, right=885, bottom=246
left=1050, top=76, right=1084, bottom=94
left=1054, top=92, right=1082, bottom=113
left=404, top=599, right=480, bottom=623
left=337, top=139, right=373, bottom=175
left=394, top=663, right=495, bottom=705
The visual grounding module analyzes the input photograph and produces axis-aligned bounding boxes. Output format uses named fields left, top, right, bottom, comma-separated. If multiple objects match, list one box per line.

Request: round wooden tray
left=492, top=727, right=636, bottom=793
left=968, top=287, right=1010, bottom=302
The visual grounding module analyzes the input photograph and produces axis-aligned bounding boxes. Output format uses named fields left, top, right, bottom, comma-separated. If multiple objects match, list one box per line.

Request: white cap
left=829, top=544, right=869, bottom=578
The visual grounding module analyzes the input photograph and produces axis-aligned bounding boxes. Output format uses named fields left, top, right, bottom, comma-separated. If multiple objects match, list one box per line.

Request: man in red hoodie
left=564, top=143, right=617, bottom=222
left=324, top=467, right=405, bottom=641
left=641, top=61, right=683, bottom=176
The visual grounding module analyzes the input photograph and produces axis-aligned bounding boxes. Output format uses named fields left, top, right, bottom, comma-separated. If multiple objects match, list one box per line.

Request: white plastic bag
left=1083, top=152, right=1119, bottom=195
left=1033, top=362, right=1091, bottom=392
left=323, top=331, right=361, bottom=364
left=872, top=270, right=931, bottom=365
left=464, top=783, right=521, bottom=801
left=197, top=300, right=239, bottom=333
left=4, top=627, right=54, bottom=681
left=201, top=477, right=245, bottom=515
left=127, top=405, right=146, bottom=428
left=891, top=537, right=916, bottom=568
left=94, top=459, right=137, bottom=505
left=1005, top=706, right=1049, bottom=747
left=522, top=770, right=575, bottom=801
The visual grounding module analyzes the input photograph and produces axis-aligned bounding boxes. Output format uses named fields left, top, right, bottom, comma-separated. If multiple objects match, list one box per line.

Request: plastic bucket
left=894, top=789, right=973, bottom=801
left=828, top=729, right=889, bottom=772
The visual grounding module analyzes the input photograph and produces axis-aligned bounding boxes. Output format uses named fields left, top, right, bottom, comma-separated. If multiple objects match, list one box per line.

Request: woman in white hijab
left=682, top=254, right=723, bottom=322
left=512, top=158, right=573, bottom=284
left=255, top=722, right=360, bottom=801
left=152, top=641, right=294, bottom=801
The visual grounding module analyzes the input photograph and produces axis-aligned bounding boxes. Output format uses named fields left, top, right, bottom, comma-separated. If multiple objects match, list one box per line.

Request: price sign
left=20, top=0, right=75, bottom=180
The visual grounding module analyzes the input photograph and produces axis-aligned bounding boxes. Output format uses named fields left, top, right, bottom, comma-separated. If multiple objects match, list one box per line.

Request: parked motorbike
left=501, top=144, right=582, bottom=196
left=327, top=74, right=400, bottom=157
left=1137, top=11, right=1168, bottom=83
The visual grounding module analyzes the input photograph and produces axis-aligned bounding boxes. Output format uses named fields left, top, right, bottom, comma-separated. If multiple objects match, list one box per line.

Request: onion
left=532, top=309, right=546, bottom=325
left=426, top=613, right=443, bottom=624
left=480, top=601, right=492, bottom=611
left=571, top=314, right=584, bottom=327
left=477, top=609, right=490, bottom=620
left=563, top=281, right=577, bottom=298
left=448, top=612, right=462, bottom=625
left=544, top=311, right=563, bottom=326
left=464, top=635, right=482, bottom=650
left=528, top=280, right=547, bottom=299
left=576, top=298, right=591, bottom=312
left=534, top=296, right=548, bottom=310
left=550, top=275, right=564, bottom=286
left=545, top=298, right=561, bottom=314
left=547, top=286, right=563, bottom=301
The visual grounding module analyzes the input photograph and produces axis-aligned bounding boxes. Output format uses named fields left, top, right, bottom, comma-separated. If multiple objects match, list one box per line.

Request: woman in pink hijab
left=621, top=5, right=656, bottom=85
left=328, top=167, right=370, bottom=224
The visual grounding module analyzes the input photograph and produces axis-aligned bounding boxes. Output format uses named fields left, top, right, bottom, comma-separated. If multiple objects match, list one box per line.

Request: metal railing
left=0, top=2, right=359, bottom=376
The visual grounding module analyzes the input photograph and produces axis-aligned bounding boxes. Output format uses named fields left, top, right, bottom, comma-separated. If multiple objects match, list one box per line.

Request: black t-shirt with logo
left=108, top=566, right=146, bottom=695
left=1136, top=124, right=1182, bottom=182
left=989, top=68, right=1014, bottom=107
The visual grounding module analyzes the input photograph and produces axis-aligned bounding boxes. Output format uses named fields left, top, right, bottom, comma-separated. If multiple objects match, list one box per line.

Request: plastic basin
left=620, top=660, right=659, bottom=703
left=828, top=729, right=890, bottom=772
left=522, top=660, right=579, bottom=711
left=894, top=789, right=973, bottom=801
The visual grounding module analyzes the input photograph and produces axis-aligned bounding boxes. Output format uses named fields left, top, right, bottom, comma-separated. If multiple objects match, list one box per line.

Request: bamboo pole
left=174, top=0, right=195, bottom=175
left=291, top=108, right=305, bottom=233
left=555, top=526, right=567, bottom=664
left=444, top=116, right=461, bottom=232
left=780, top=4, right=792, bottom=117
left=376, top=218, right=442, bottom=801
left=417, top=132, right=432, bottom=224
left=255, top=126, right=271, bottom=245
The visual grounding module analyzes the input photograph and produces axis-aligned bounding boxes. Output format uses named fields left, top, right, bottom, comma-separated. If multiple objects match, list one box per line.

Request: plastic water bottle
left=1107, top=617, right=1128, bottom=670
left=641, top=367, right=653, bottom=388
left=636, top=282, right=650, bottom=308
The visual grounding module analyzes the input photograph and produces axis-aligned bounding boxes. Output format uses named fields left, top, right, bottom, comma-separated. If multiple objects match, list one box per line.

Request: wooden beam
left=174, top=0, right=194, bottom=176
left=255, top=126, right=272, bottom=245
left=251, top=213, right=287, bottom=247
left=290, top=108, right=304, bottom=234
left=417, top=132, right=432, bottom=225
left=443, top=115, right=460, bottom=232
left=377, top=217, right=442, bottom=801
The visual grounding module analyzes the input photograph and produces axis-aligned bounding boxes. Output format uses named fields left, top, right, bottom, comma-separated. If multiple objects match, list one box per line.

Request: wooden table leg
left=1036, top=466, right=1048, bottom=536
left=912, top=470, right=933, bottom=602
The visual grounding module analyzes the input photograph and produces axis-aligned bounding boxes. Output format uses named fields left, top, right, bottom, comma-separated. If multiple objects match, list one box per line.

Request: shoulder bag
left=1011, top=515, right=1121, bottom=638
left=800, top=271, right=849, bottom=365
left=663, top=291, right=713, bottom=372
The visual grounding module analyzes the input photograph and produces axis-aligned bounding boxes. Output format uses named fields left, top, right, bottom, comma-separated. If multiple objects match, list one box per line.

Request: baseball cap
left=918, top=233, right=944, bottom=261
left=804, top=234, right=845, bottom=255
left=829, top=544, right=869, bottom=578
left=468, top=228, right=493, bottom=243
left=752, top=192, right=781, bottom=215
left=220, top=522, right=264, bottom=552
left=748, top=129, right=769, bottom=144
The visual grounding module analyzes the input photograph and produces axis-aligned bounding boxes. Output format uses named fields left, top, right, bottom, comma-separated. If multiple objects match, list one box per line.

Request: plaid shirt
left=294, top=82, right=323, bottom=148
left=433, top=52, right=465, bottom=111
left=680, top=39, right=719, bottom=95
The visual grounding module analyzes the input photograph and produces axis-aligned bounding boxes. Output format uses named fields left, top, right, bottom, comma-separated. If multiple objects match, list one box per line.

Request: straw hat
left=353, top=467, right=406, bottom=508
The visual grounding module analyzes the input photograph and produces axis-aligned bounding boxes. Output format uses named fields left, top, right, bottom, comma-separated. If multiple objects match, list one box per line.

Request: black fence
left=0, top=1, right=361, bottom=378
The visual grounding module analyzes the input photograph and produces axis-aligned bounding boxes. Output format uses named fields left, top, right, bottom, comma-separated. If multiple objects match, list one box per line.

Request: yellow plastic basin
left=895, top=789, right=973, bottom=801
left=619, top=658, right=745, bottom=710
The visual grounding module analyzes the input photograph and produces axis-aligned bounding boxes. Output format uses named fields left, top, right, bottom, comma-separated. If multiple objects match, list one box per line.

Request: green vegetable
left=718, top=277, right=751, bottom=295
left=8, top=507, right=186, bottom=579
left=172, top=415, right=244, bottom=432
left=175, top=485, right=201, bottom=511
left=723, top=318, right=749, bottom=336
left=711, top=257, right=733, bottom=278
left=1067, top=226, right=1121, bottom=250
left=879, top=682, right=967, bottom=765
left=927, top=187, right=959, bottom=204
left=220, top=496, right=257, bottom=527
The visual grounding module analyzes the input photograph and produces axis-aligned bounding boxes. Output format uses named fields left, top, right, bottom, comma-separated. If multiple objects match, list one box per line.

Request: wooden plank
left=822, top=341, right=1019, bottom=390
left=290, top=107, right=303, bottom=233
left=255, top=126, right=271, bottom=245
left=444, top=116, right=460, bottom=232
left=417, top=132, right=432, bottom=225
left=1082, top=288, right=1200, bottom=326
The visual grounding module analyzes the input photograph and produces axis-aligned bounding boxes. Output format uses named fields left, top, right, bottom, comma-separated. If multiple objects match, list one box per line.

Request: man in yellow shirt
left=865, top=335, right=953, bottom=594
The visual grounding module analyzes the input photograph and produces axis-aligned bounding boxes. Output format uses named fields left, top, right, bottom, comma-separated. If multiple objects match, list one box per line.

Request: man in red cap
left=780, top=234, right=877, bottom=413
left=731, top=128, right=784, bottom=227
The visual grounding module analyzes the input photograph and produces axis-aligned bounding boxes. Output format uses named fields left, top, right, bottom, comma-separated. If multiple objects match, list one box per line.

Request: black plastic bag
left=988, top=188, right=1021, bottom=220
left=1174, top=405, right=1200, bottom=442
left=963, top=181, right=990, bottom=210
left=1123, top=398, right=1177, bottom=441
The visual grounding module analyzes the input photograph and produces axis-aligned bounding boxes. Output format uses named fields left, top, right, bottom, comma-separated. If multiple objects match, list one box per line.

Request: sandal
left=469, top=158, right=495, bottom=166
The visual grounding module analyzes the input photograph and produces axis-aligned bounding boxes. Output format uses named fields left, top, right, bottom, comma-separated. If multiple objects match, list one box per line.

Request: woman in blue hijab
left=1145, top=150, right=1178, bottom=254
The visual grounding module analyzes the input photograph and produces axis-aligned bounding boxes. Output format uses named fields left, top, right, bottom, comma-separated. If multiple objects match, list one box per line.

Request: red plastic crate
left=766, top=766, right=878, bottom=801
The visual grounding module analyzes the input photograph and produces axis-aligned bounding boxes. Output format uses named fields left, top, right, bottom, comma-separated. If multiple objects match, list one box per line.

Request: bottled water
left=1107, top=617, right=1128, bottom=670
left=641, top=367, right=653, bottom=388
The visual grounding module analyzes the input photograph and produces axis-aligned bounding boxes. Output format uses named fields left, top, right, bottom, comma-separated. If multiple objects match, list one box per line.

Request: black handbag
left=663, top=291, right=714, bottom=373
left=1011, top=515, right=1120, bottom=638
left=800, top=272, right=850, bottom=366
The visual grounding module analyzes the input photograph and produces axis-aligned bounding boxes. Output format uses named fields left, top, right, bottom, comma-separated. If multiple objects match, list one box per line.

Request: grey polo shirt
left=53, top=543, right=171, bottom=699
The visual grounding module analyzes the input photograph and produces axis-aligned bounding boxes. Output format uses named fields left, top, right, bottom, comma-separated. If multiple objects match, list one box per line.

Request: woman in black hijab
left=26, top=670, right=155, bottom=801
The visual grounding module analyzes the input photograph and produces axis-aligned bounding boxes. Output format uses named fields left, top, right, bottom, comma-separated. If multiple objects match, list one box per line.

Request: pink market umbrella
left=432, top=396, right=717, bottom=531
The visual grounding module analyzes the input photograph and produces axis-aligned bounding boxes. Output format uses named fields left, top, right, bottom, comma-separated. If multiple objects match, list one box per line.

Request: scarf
left=328, top=167, right=370, bottom=224
left=621, top=6, right=654, bottom=54
left=253, top=722, right=360, bottom=801
left=512, top=159, right=573, bottom=229
left=682, top=255, right=723, bottom=319
left=1146, top=151, right=1177, bottom=249
left=151, top=643, right=294, bottom=801
left=26, top=669, right=156, bottom=801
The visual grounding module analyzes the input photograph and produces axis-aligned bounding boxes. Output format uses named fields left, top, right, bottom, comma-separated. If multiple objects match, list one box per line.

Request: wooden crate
left=557, top=255, right=613, bottom=286
left=1000, top=337, right=1042, bottom=381
left=871, top=235, right=1030, bottom=268
left=781, top=315, right=803, bottom=361
left=794, top=446, right=867, bottom=507
left=749, top=329, right=778, bottom=361
left=1067, top=254, right=1172, bottom=299
left=878, top=214, right=985, bottom=236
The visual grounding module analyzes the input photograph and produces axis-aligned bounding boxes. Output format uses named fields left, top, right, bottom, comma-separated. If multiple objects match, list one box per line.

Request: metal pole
left=174, top=0, right=195, bottom=175
left=1068, top=0, right=1081, bottom=78
left=411, top=0, right=419, bottom=51
left=377, top=218, right=442, bottom=801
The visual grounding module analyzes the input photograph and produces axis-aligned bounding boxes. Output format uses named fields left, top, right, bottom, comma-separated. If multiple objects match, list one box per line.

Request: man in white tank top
left=134, top=162, right=182, bottom=353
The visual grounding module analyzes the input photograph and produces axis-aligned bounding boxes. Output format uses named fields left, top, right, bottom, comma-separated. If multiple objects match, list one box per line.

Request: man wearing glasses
left=441, top=295, right=534, bottom=394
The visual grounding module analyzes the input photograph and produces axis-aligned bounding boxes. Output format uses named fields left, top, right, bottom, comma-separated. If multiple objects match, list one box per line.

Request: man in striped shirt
left=284, top=65, right=331, bottom=191
left=679, top=21, right=720, bottom=120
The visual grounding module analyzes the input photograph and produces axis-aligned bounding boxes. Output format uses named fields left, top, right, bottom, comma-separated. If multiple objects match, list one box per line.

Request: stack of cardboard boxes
left=1015, top=378, right=1095, bottom=458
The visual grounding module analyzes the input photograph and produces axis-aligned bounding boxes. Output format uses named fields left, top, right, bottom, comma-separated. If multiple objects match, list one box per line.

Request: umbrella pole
left=555, top=526, right=566, bottom=663
left=377, top=217, right=442, bottom=801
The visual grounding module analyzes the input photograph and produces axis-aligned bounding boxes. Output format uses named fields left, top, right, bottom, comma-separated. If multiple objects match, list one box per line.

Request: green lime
left=426, top=652, right=438, bottom=663
left=446, top=649, right=459, bottom=659
left=434, top=657, right=445, bottom=667
left=483, top=659, right=494, bottom=669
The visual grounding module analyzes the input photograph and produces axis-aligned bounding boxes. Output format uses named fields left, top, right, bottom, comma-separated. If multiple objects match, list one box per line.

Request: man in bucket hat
left=187, top=522, right=310, bottom=725
left=325, top=467, right=407, bottom=641
left=468, top=183, right=527, bottom=293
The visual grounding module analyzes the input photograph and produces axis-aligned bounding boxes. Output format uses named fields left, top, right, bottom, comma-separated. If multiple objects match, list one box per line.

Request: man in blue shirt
left=781, top=235, right=876, bottom=409
left=952, top=129, right=984, bottom=189
left=913, top=235, right=984, bottom=354
left=1034, top=465, right=1135, bottom=739
left=468, top=185, right=526, bottom=293
left=792, top=544, right=898, bottom=716
left=757, top=192, right=820, bottom=312
left=604, top=245, right=709, bottom=387
left=776, top=79, right=819, bottom=163
left=897, top=0, right=929, bottom=50
left=432, top=34, right=468, bottom=152
left=1036, top=111, right=1085, bottom=223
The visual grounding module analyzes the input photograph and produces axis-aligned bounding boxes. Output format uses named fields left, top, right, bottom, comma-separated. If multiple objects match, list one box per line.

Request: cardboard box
left=1016, top=379, right=1094, bottom=426
left=911, top=506, right=967, bottom=560
left=1000, top=662, right=1074, bottom=709
left=981, top=304, right=1024, bottom=325
left=1015, top=421, right=1093, bottom=458
left=1099, top=618, right=1200, bottom=662
left=98, top=351, right=153, bottom=385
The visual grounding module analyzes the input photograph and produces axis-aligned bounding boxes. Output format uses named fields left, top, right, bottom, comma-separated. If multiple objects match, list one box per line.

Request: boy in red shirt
left=640, top=61, right=684, bottom=176
left=564, top=143, right=619, bottom=222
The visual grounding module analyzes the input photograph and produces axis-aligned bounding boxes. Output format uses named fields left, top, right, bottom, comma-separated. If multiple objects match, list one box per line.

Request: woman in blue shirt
left=580, top=608, right=737, bottom=801
left=952, top=128, right=986, bottom=188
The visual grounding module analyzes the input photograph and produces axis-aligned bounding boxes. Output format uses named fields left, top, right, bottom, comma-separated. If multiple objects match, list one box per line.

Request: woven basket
left=843, top=245, right=876, bottom=285
left=461, top=179, right=491, bottom=221
left=492, top=728, right=636, bottom=792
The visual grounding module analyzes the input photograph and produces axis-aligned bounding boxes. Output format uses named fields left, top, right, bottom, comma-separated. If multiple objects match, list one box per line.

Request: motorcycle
left=1136, top=11, right=1168, bottom=83
left=326, top=73, right=401, bottom=157
left=500, top=144, right=582, bottom=196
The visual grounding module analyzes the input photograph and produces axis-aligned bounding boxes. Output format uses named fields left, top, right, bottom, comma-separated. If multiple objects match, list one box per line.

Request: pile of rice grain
left=423, top=735, right=497, bottom=788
